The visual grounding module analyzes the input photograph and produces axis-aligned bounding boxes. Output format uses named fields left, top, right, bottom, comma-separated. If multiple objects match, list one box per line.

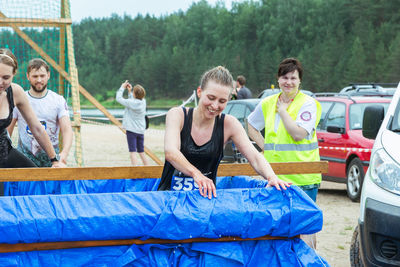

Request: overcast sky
left=70, top=0, right=240, bottom=22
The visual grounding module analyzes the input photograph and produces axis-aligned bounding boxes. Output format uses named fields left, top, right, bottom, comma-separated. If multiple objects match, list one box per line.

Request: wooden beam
left=63, top=0, right=83, bottom=166
left=0, top=18, right=72, bottom=27
left=0, top=161, right=328, bottom=182
left=0, top=235, right=298, bottom=253
left=58, top=0, right=66, bottom=151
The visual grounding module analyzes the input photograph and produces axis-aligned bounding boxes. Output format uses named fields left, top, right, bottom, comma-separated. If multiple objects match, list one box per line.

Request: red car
left=315, top=94, right=391, bottom=201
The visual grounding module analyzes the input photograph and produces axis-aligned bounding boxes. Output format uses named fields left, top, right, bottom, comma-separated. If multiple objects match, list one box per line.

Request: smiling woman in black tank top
left=158, top=66, right=291, bottom=199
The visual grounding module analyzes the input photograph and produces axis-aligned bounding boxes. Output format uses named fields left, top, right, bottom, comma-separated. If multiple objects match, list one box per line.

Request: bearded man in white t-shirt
left=7, top=58, right=72, bottom=167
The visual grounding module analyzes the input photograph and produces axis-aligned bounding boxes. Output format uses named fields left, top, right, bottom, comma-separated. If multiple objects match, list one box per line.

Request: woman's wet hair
left=0, top=48, right=18, bottom=74
left=200, top=66, right=234, bottom=91
left=277, top=58, right=303, bottom=81
left=133, top=84, right=146, bottom=100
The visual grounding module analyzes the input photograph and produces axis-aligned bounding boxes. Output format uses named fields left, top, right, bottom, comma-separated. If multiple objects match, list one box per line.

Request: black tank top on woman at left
left=158, top=107, right=225, bottom=191
left=0, top=86, right=15, bottom=161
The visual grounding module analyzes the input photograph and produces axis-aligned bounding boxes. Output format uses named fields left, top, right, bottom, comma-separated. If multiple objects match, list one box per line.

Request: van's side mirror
left=363, top=105, right=385, bottom=139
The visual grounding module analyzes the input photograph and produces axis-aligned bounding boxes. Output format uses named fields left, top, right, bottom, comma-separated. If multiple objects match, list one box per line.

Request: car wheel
left=350, top=226, right=364, bottom=267
left=347, top=158, right=365, bottom=202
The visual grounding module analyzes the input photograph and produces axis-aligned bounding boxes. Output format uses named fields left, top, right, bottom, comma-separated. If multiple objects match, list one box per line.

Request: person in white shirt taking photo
left=116, top=80, right=149, bottom=166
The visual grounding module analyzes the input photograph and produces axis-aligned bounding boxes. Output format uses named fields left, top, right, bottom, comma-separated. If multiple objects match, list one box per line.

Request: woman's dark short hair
left=237, top=75, right=246, bottom=86
left=277, top=58, right=303, bottom=81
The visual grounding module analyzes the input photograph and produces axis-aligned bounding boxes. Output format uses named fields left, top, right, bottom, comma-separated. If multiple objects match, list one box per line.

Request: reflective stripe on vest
left=264, top=142, right=319, bottom=151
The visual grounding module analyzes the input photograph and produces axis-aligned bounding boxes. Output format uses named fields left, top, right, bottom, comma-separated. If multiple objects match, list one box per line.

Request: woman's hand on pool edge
left=194, top=173, right=217, bottom=199
left=266, top=176, right=292, bottom=191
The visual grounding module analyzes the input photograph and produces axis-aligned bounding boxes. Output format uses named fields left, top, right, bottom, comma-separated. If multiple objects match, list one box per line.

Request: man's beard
left=31, top=83, right=47, bottom=93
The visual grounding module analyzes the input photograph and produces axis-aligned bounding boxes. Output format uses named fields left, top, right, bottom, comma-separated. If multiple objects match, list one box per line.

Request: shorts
left=126, top=131, right=144, bottom=153
left=298, top=183, right=320, bottom=202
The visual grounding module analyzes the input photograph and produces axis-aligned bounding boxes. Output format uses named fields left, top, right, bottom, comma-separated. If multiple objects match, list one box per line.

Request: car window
left=244, top=106, right=252, bottom=118
left=223, top=103, right=232, bottom=114
left=317, top=101, right=334, bottom=130
left=326, top=102, right=346, bottom=129
left=391, top=100, right=400, bottom=132
left=228, top=103, right=246, bottom=125
left=258, top=89, right=280, bottom=99
left=349, top=103, right=390, bottom=130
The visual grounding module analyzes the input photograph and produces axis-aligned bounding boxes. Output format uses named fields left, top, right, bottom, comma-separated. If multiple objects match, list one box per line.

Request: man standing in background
left=232, top=75, right=252, bottom=99
left=8, top=58, right=72, bottom=166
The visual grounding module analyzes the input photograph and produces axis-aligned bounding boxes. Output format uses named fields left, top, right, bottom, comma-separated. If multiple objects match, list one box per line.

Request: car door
left=317, top=101, right=347, bottom=179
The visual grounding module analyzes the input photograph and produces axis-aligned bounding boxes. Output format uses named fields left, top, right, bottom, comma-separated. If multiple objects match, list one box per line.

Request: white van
left=350, top=82, right=400, bottom=266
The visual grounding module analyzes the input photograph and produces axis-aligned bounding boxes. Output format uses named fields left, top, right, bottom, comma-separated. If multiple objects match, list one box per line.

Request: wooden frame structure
left=0, top=0, right=162, bottom=166
left=0, top=161, right=328, bottom=253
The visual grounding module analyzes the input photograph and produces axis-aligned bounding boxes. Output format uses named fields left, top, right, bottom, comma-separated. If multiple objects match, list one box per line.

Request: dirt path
left=67, top=123, right=359, bottom=266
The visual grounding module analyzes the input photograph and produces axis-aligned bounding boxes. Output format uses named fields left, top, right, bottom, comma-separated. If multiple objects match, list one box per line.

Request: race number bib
left=171, top=176, right=199, bottom=191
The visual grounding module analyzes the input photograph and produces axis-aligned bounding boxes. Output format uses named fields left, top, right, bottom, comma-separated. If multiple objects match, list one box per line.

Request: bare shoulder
left=166, top=106, right=185, bottom=128
left=224, top=114, right=240, bottom=126
left=11, top=83, right=24, bottom=94
left=10, top=83, right=26, bottom=103
left=223, top=114, right=242, bottom=133
left=166, top=106, right=185, bottom=120
left=167, top=106, right=184, bottom=115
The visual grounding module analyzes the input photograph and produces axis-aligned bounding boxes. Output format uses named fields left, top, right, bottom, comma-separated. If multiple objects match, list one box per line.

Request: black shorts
left=126, top=131, right=145, bottom=153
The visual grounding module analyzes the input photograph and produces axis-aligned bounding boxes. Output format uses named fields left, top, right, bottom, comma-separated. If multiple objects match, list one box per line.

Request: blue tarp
left=0, top=176, right=330, bottom=266
left=4, top=175, right=267, bottom=196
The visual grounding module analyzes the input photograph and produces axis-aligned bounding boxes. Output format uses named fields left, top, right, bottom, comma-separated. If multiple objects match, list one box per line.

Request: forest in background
left=3, top=0, right=400, bottom=101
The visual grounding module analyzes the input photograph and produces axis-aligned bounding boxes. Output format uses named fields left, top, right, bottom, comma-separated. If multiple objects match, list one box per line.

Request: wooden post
left=59, top=0, right=66, bottom=96
left=58, top=0, right=66, bottom=152
left=63, top=0, right=83, bottom=166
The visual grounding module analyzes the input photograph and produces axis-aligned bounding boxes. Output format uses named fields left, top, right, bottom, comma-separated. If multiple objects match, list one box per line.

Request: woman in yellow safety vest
left=247, top=58, right=322, bottom=202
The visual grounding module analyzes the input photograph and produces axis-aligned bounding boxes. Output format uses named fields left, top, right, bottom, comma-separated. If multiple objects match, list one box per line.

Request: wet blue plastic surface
left=4, top=175, right=265, bottom=196
left=0, top=176, right=329, bottom=266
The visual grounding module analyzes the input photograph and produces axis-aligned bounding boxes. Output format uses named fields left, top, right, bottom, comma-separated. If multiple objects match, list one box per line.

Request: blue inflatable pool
left=0, top=176, right=330, bottom=266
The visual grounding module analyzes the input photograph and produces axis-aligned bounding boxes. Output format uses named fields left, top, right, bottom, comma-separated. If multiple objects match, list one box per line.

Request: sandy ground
left=64, top=123, right=359, bottom=266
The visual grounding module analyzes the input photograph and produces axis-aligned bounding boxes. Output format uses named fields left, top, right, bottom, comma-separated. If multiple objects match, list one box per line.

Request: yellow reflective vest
left=261, top=92, right=322, bottom=185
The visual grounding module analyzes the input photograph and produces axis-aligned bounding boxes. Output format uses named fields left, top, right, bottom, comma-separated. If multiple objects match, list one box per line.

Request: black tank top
left=0, top=86, right=15, bottom=161
left=158, top=107, right=225, bottom=190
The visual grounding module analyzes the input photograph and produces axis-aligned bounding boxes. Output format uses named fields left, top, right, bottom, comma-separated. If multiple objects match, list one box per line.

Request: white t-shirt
left=115, top=87, right=146, bottom=134
left=13, top=90, right=69, bottom=155
left=248, top=98, right=317, bottom=139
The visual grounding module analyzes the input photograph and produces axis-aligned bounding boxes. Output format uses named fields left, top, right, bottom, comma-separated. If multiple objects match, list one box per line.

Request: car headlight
left=370, top=148, right=400, bottom=195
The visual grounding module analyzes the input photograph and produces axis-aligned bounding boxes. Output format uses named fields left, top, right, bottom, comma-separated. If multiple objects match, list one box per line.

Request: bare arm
left=58, top=115, right=73, bottom=165
left=12, top=84, right=64, bottom=167
left=277, top=98, right=308, bottom=141
left=164, top=107, right=216, bottom=199
left=6, top=118, right=17, bottom=137
left=226, top=115, right=291, bottom=190
left=247, top=122, right=264, bottom=152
